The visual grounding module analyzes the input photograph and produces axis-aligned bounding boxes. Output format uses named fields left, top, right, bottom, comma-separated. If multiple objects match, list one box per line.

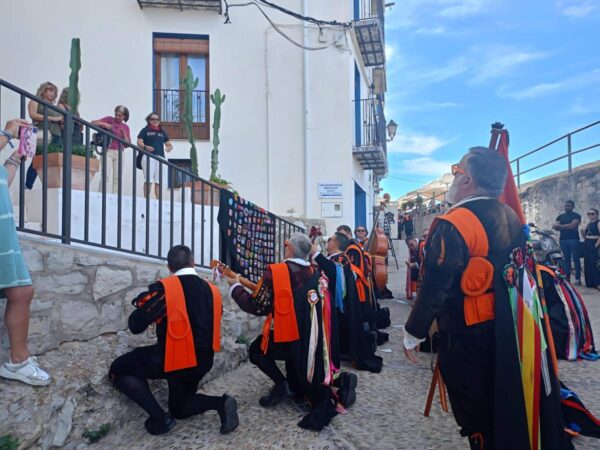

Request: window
left=153, top=34, right=209, bottom=140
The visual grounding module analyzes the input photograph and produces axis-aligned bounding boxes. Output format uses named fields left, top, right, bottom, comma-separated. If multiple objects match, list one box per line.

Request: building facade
left=1, top=0, right=389, bottom=233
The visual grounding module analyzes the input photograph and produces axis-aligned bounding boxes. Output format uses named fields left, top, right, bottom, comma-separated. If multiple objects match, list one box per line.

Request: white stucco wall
left=1, top=0, right=377, bottom=234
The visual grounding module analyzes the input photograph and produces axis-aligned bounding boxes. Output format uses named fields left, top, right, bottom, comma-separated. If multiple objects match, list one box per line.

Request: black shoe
left=144, top=413, right=176, bottom=435
left=337, top=372, right=358, bottom=407
left=259, top=381, right=292, bottom=407
left=218, top=394, right=239, bottom=434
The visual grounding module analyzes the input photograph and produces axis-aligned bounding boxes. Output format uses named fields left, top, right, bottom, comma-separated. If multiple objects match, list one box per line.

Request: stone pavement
left=101, top=240, right=600, bottom=450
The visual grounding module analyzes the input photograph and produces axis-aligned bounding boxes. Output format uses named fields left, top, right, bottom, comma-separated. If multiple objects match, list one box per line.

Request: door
left=354, top=182, right=367, bottom=229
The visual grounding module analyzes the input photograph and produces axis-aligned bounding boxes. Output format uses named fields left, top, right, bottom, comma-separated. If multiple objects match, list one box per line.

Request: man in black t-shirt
left=553, top=199, right=582, bottom=284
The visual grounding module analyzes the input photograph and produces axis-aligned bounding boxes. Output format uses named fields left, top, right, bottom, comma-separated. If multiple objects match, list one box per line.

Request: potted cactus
left=33, top=38, right=99, bottom=189
left=182, top=67, right=229, bottom=205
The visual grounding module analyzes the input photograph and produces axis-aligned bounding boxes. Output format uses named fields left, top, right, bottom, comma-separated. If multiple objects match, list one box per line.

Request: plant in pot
left=182, top=66, right=231, bottom=205
left=32, top=38, right=99, bottom=190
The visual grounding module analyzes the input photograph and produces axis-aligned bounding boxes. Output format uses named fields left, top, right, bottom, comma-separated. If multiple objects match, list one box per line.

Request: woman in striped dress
left=0, top=118, right=50, bottom=386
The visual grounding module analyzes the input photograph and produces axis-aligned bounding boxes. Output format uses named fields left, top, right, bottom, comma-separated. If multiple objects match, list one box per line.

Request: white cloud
left=471, top=48, right=550, bottom=82
left=401, top=101, right=462, bottom=112
left=404, top=57, right=470, bottom=85
left=438, top=0, right=489, bottom=17
left=499, top=68, right=600, bottom=99
left=567, top=95, right=600, bottom=115
left=414, top=26, right=448, bottom=35
left=397, top=157, right=454, bottom=176
left=387, top=0, right=499, bottom=30
left=385, top=44, right=395, bottom=61
left=557, top=0, right=597, bottom=18
left=388, top=132, right=448, bottom=155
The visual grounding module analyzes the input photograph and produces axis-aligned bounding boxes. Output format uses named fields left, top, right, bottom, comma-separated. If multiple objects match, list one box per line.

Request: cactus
left=68, top=38, right=81, bottom=115
left=181, top=66, right=199, bottom=176
left=209, top=89, right=225, bottom=182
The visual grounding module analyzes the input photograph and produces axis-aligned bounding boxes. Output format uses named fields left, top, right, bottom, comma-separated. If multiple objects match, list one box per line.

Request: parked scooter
left=529, top=223, right=563, bottom=268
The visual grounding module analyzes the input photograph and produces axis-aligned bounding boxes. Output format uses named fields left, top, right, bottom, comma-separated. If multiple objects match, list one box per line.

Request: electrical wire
left=255, top=0, right=352, bottom=29
left=224, top=0, right=339, bottom=51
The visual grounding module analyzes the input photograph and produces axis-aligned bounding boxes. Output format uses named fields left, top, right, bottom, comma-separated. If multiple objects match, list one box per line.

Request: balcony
left=353, top=98, right=387, bottom=175
left=351, top=0, right=385, bottom=69
left=137, top=0, right=222, bottom=12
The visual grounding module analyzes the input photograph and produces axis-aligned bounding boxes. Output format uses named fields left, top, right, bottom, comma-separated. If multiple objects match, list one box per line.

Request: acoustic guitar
left=210, top=260, right=258, bottom=292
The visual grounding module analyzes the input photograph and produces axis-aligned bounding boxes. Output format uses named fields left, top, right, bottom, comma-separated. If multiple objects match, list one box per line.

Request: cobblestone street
left=103, top=240, right=600, bottom=449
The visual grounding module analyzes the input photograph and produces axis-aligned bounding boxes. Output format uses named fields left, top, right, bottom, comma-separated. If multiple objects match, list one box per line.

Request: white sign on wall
left=321, top=202, right=343, bottom=218
left=318, top=182, right=344, bottom=198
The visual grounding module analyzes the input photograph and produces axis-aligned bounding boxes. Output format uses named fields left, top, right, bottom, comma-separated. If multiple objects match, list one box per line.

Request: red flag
left=490, top=125, right=526, bottom=225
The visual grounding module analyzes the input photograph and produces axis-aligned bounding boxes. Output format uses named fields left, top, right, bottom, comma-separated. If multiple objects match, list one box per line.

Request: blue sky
left=381, top=0, right=600, bottom=199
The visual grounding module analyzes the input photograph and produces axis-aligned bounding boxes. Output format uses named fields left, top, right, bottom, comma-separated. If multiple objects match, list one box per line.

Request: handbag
left=136, top=151, right=144, bottom=170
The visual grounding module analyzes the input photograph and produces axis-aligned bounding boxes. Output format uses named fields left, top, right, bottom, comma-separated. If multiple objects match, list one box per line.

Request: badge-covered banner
left=218, top=190, right=276, bottom=283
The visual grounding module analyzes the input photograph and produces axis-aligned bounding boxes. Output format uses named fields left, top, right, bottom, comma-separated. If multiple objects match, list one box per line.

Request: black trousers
left=583, top=239, right=600, bottom=287
left=248, top=334, right=333, bottom=404
left=109, top=344, right=221, bottom=420
left=438, top=327, right=494, bottom=447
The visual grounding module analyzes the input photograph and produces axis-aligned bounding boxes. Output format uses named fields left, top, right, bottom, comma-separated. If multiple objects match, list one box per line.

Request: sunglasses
left=588, top=212, right=598, bottom=216
left=149, top=117, right=160, bottom=121
left=451, top=164, right=465, bottom=176
left=356, top=229, right=366, bottom=233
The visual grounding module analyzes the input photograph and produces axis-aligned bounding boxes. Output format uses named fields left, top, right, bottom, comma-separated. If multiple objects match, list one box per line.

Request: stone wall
left=404, top=162, right=599, bottom=238
left=0, top=236, right=263, bottom=448
left=520, top=161, right=600, bottom=230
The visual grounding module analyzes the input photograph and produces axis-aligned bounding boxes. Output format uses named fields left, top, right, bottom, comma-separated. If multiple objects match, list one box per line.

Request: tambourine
left=132, top=290, right=167, bottom=324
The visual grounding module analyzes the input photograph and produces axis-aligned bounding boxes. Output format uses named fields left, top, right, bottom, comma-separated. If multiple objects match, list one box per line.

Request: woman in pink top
left=92, top=105, right=132, bottom=194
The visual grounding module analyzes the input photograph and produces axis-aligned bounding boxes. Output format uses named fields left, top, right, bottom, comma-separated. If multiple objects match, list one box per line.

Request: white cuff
left=311, top=250, right=321, bottom=264
left=403, top=330, right=425, bottom=350
left=228, top=283, right=242, bottom=297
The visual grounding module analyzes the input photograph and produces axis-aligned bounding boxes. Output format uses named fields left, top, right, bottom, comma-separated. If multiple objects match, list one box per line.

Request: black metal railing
left=356, top=0, right=383, bottom=20
left=0, top=79, right=301, bottom=268
left=511, top=120, right=600, bottom=187
left=355, top=97, right=386, bottom=148
left=155, top=89, right=207, bottom=124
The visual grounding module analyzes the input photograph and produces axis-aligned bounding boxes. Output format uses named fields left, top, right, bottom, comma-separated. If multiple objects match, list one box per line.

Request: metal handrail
left=354, top=98, right=386, bottom=148
left=1, top=78, right=302, bottom=268
left=510, top=120, right=600, bottom=187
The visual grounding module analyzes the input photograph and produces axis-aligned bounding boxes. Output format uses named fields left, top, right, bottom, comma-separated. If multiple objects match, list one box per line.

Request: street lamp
left=386, top=119, right=397, bottom=142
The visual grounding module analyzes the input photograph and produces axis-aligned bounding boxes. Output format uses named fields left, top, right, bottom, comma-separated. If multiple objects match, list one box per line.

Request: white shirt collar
left=449, top=195, right=495, bottom=210
left=284, top=257, right=311, bottom=266
left=173, top=267, right=200, bottom=277
left=327, top=251, right=343, bottom=259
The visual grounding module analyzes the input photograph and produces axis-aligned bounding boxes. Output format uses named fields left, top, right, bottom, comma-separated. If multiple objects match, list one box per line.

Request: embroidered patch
left=307, top=289, right=319, bottom=305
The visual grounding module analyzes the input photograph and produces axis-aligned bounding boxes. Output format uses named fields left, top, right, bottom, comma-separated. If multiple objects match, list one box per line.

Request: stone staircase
left=0, top=236, right=261, bottom=449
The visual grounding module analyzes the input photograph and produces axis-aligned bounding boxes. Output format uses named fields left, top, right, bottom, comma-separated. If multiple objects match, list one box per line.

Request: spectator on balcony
left=0, top=118, right=51, bottom=386
left=92, top=105, right=132, bottom=194
left=25, top=81, right=63, bottom=189
left=57, top=87, right=83, bottom=145
left=137, top=112, right=173, bottom=199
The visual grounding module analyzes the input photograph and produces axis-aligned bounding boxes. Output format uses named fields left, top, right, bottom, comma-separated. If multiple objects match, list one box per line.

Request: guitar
left=210, top=260, right=258, bottom=292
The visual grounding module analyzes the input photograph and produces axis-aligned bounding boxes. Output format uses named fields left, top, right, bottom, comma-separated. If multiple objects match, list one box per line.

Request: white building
left=1, top=0, right=390, bottom=234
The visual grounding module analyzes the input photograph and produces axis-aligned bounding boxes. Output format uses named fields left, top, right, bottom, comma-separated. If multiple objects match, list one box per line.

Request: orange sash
left=439, top=208, right=495, bottom=326
left=162, top=276, right=197, bottom=372
left=261, top=263, right=300, bottom=353
left=207, top=283, right=222, bottom=353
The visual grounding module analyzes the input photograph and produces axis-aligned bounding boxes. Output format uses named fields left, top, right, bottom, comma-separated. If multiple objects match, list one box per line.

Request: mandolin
left=210, top=260, right=258, bottom=292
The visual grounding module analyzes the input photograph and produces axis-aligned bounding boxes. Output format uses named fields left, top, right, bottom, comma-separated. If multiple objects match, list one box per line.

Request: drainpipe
left=302, top=0, right=310, bottom=218
left=265, top=27, right=271, bottom=209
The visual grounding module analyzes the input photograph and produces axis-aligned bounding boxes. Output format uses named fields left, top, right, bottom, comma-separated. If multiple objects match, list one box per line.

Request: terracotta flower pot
left=190, top=180, right=223, bottom=206
left=32, top=153, right=100, bottom=190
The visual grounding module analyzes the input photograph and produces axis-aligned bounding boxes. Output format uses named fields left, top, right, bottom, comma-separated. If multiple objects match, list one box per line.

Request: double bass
left=366, top=193, right=391, bottom=294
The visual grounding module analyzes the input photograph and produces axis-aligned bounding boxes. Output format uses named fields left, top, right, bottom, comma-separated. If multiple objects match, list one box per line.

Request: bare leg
left=3, top=285, right=34, bottom=363
left=144, top=183, right=150, bottom=198
left=154, top=184, right=160, bottom=200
